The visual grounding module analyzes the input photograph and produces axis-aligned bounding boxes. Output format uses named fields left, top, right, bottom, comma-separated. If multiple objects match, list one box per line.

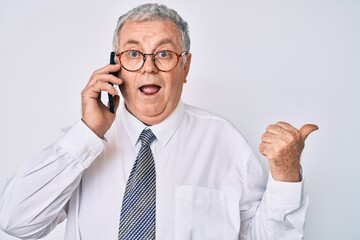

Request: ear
left=183, top=53, right=192, bottom=83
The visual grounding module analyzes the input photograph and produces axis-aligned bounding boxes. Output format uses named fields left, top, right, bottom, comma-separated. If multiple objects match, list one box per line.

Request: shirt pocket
left=175, top=186, right=230, bottom=240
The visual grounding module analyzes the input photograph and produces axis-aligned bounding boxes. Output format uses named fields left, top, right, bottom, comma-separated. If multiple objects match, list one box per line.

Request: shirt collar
left=120, top=100, right=185, bottom=148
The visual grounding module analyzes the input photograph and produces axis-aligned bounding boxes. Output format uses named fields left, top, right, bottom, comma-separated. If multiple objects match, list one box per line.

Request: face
left=117, top=20, right=191, bottom=125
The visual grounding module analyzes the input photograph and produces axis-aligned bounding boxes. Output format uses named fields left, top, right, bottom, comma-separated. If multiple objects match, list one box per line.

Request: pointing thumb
left=300, top=124, right=319, bottom=140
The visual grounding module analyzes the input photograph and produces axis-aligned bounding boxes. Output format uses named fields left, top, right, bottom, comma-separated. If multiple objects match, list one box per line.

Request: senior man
left=0, top=3, right=318, bottom=240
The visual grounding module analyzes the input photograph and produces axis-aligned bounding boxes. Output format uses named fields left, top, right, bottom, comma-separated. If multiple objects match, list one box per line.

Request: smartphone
left=108, top=51, right=116, bottom=113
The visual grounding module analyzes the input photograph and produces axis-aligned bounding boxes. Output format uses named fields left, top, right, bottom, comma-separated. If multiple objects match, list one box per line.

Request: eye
left=128, top=50, right=140, bottom=58
left=158, top=50, right=170, bottom=58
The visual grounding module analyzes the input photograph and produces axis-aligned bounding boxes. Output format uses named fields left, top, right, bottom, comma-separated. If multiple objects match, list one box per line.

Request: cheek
left=119, top=81, right=134, bottom=103
left=166, top=75, right=185, bottom=98
left=119, top=73, right=136, bottom=95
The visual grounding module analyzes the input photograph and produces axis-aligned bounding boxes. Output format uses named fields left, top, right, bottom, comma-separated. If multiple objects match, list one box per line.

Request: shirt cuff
left=266, top=172, right=305, bottom=208
left=58, top=120, right=104, bottom=168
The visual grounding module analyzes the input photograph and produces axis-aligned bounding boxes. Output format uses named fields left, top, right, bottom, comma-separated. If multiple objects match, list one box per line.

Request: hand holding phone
left=81, top=51, right=121, bottom=138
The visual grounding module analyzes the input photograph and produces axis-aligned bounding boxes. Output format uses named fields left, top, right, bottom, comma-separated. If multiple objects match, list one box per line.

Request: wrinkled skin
left=260, top=122, right=318, bottom=182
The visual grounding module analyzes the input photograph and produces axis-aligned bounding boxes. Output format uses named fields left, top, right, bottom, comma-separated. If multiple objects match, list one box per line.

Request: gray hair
left=112, top=3, right=190, bottom=52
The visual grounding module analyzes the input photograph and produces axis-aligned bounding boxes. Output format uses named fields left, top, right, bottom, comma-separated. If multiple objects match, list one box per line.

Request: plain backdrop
left=0, top=0, right=359, bottom=239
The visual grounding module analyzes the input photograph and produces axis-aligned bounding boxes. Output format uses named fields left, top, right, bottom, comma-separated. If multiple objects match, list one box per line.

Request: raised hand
left=81, top=63, right=123, bottom=138
left=260, top=122, right=318, bottom=182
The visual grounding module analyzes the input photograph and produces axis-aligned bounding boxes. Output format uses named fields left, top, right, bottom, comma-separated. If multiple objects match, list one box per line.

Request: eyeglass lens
left=119, top=50, right=182, bottom=72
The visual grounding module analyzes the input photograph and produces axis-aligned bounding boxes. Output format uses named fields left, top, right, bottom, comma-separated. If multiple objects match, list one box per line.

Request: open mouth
left=139, top=85, right=161, bottom=95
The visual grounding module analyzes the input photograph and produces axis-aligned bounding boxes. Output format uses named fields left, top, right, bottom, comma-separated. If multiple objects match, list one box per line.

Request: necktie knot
left=139, top=129, right=156, bottom=147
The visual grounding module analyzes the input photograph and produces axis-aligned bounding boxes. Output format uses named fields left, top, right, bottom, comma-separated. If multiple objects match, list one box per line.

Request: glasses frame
left=116, top=50, right=188, bottom=72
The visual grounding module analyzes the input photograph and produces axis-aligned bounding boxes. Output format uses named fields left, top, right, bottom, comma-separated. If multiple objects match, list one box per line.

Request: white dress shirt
left=0, top=101, right=308, bottom=240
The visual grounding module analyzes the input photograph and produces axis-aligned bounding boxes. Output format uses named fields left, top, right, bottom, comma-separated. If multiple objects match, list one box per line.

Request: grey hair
left=112, top=3, right=190, bottom=53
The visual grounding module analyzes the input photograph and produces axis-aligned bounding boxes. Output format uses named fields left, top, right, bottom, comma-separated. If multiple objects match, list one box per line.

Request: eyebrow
left=123, top=38, right=177, bottom=51
left=123, top=39, right=141, bottom=46
left=156, top=39, right=176, bottom=48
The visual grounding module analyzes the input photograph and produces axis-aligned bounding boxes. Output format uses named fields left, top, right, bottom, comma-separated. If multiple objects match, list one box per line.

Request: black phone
left=108, top=51, right=116, bottom=113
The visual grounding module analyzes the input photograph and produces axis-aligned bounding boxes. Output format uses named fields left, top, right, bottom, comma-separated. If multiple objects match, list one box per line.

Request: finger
left=266, top=123, right=289, bottom=135
left=106, top=74, right=123, bottom=86
left=261, top=132, right=278, bottom=143
left=87, top=73, right=123, bottom=89
left=259, top=142, right=274, bottom=159
left=94, top=63, right=122, bottom=75
left=259, top=142, right=267, bottom=156
left=90, top=71, right=123, bottom=84
left=299, top=124, right=319, bottom=140
left=98, top=82, right=119, bottom=96
left=84, top=81, right=119, bottom=99
left=87, top=64, right=122, bottom=87
left=275, top=121, right=296, bottom=131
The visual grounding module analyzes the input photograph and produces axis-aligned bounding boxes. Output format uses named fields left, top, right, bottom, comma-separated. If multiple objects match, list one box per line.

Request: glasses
left=117, top=50, right=188, bottom=72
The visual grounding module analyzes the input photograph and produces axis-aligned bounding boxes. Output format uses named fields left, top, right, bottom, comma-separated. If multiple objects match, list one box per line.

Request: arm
left=0, top=62, right=123, bottom=239
left=0, top=121, right=103, bottom=239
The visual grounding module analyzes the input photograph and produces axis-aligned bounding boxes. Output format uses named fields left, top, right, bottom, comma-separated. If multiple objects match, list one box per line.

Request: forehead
left=118, top=20, right=182, bottom=51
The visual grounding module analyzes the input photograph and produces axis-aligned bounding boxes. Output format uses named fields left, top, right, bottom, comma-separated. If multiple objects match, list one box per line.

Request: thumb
left=300, top=124, right=319, bottom=140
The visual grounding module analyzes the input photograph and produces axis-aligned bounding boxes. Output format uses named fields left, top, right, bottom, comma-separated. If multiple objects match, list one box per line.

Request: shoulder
left=183, top=103, right=247, bottom=142
left=184, top=104, right=229, bottom=122
left=184, top=104, right=234, bottom=127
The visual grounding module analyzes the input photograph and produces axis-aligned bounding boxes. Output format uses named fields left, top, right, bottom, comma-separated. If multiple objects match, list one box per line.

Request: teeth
left=140, top=85, right=160, bottom=94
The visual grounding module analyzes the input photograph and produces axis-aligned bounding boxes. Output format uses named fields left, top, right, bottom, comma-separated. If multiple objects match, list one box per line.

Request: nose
left=141, top=54, right=158, bottom=73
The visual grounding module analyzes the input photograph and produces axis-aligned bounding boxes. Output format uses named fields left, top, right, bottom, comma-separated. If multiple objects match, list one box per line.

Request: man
left=0, top=3, right=318, bottom=240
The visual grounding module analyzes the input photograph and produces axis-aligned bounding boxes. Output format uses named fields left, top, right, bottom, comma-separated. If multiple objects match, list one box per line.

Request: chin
left=141, top=107, right=171, bottom=125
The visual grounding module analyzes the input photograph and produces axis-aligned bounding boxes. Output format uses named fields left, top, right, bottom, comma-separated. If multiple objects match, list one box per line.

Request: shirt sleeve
left=240, top=150, right=309, bottom=240
left=0, top=120, right=104, bottom=239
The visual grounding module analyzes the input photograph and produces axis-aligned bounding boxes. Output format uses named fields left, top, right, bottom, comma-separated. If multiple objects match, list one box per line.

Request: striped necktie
left=118, top=129, right=156, bottom=240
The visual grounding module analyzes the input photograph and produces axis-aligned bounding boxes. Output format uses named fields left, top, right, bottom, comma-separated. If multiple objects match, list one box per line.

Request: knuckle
left=93, top=67, right=102, bottom=75
left=261, top=133, right=266, bottom=140
left=81, top=87, right=88, bottom=97
left=266, top=125, right=273, bottom=131
left=90, top=71, right=98, bottom=80
left=259, top=144, right=266, bottom=154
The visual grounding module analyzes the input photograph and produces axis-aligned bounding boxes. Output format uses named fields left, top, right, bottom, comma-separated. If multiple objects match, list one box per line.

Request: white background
left=0, top=0, right=359, bottom=239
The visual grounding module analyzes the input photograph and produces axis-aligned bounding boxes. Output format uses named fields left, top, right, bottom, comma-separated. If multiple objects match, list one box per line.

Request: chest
left=76, top=132, right=242, bottom=239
